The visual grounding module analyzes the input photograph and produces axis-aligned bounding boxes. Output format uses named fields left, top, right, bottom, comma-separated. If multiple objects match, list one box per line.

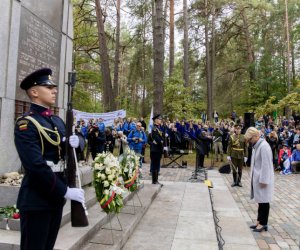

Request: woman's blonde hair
left=244, top=127, right=260, bottom=140
left=269, top=131, right=278, bottom=140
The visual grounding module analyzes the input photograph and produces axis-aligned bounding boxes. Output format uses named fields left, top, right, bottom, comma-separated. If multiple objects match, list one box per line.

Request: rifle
left=65, top=72, right=89, bottom=227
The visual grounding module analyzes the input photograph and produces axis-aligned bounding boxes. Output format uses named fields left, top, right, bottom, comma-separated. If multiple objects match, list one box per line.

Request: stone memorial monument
left=0, top=0, right=74, bottom=204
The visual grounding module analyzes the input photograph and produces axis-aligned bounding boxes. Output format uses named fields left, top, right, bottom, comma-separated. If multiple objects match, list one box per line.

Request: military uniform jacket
left=14, top=103, right=67, bottom=211
left=148, top=124, right=164, bottom=153
left=228, top=133, right=248, bottom=159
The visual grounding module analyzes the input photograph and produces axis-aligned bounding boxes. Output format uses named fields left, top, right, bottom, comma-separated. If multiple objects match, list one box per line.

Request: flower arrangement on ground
left=92, top=152, right=125, bottom=214
left=0, top=205, right=20, bottom=220
left=119, top=149, right=140, bottom=192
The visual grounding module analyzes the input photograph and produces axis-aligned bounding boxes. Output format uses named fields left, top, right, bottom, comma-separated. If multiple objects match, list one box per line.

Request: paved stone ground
left=139, top=160, right=300, bottom=250
left=223, top=168, right=300, bottom=250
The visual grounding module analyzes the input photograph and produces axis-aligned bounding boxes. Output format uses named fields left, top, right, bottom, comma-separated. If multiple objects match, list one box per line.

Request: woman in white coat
left=244, top=127, right=274, bottom=232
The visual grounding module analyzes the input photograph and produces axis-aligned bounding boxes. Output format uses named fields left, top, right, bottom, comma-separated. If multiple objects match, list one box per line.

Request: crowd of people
left=75, top=113, right=300, bottom=177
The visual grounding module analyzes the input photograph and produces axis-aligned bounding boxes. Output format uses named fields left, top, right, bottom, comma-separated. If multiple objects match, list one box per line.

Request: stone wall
left=0, top=0, right=73, bottom=174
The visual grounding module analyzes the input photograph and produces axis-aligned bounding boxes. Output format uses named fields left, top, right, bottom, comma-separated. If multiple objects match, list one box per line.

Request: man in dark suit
left=14, top=68, right=85, bottom=250
left=148, top=114, right=164, bottom=185
left=195, top=130, right=212, bottom=170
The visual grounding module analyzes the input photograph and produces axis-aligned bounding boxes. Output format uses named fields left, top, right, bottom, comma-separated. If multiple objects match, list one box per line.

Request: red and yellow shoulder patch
left=17, top=119, right=29, bottom=131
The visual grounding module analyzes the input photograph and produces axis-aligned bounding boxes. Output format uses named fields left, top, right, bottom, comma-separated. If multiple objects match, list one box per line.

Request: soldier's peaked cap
left=152, top=114, right=162, bottom=120
left=234, top=124, right=242, bottom=128
left=20, top=68, right=57, bottom=90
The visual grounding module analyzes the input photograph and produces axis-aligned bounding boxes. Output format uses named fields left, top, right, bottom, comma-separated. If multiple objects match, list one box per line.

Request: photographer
left=127, top=122, right=147, bottom=175
left=116, top=131, right=128, bottom=155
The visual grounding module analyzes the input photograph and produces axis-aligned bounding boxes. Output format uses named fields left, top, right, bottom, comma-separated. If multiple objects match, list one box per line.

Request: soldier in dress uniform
left=227, top=124, right=248, bottom=187
left=14, top=68, right=85, bottom=250
left=148, top=114, right=165, bottom=185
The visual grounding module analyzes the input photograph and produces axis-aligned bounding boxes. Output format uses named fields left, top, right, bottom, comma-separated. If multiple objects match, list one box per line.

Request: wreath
left=119, top=149, right=140, bottom=192
left=92, top=152, right=125, bottom=214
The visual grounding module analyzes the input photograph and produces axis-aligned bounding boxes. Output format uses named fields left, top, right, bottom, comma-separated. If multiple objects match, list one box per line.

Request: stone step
left=0, top=185, right=97, bottom=231
left=0, top=165, right=94, bottom=231
left=0, top=182, right=161, bottom=250
left=81, top=182, right=161, bottom=250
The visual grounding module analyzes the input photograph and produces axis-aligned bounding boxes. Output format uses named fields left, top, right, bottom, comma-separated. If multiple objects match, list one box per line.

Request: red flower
left=12, top=213, right=20, bottom=219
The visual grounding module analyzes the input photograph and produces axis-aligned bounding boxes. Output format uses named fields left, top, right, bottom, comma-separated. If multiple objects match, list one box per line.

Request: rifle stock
left=65, top=72, right=89, bottom=227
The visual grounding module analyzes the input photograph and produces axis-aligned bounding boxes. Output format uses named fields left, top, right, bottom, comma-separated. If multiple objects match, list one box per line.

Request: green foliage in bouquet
left=0, top=205, right=19, bottom=220
left=92, top=152, right=125, bottom=214
left=119, top=149, right=140, bottom=192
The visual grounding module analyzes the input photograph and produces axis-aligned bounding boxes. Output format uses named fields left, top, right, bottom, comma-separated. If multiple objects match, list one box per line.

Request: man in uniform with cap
left=227, top=124, right=248, bottom=187
left=148, top=114, right=165, bottom=185
left=14, top=68, right=85, bottom=250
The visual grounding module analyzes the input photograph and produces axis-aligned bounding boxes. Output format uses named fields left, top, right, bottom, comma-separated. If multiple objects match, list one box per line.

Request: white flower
left=99, top=163, right=105, bottom=170
left=115, top=186, right=125, bottom=195
left=103, top=189, right=109, bottom=195
left=97, top=172, right=102, bottom=178
left=107, top=174, right=114, bottom=181
left=103, top=181, right=109, bottom=187
left=101, top=174, right=106, bottom=180
left=94, top=163, right=101, bottom=169
left=105, top=168, right=112, bottom=175
left=104, top=157, right=111, bottom=166
left=124, top=168, right=128, bottom=172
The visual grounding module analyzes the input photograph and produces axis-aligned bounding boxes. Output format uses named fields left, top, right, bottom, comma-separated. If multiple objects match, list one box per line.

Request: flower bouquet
left=0, top=205, right=20, bottom=220
left=119, top=149, right=140, bottom=192
left=92, top=152, right=125, bottom=214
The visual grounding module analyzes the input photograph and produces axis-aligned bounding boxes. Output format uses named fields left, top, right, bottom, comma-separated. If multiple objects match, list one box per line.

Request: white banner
left=73, top=109, right=126, bottom=127
left=148, top=106, right=153, bottom=133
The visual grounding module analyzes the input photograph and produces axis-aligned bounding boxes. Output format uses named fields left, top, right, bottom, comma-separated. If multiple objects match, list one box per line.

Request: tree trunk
left=210, top=0, right=215, bottom=115
left=205, top=0, right=212, bottom=121
left=169, top=0, right=174, bottom=77
left=284, top=0, right=291, bottom=93
left=152, top=0, right=165, bottom=115
left=183, top=0, right=189, bottom=87
left=141, top=9, right=147, bottom=117
left=113, top=0, right=121, bottom=109
left=241, top=8, right=255, bottom=83
left=95, top=0, right=115, bottom=111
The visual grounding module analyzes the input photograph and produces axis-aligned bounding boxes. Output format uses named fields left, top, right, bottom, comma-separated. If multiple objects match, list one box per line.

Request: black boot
left=156, top=171, right=163, bottom=186
left=237, top=172, right=243, bottom=187
left=152, top=170, right=156, bottom=184
left=231, top=173, right=237, bottom=187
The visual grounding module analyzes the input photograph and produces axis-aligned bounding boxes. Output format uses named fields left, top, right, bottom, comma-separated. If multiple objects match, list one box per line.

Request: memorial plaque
left=16, top=6, right=62, bottom=102
left=22, top=0, right=63, bottom=32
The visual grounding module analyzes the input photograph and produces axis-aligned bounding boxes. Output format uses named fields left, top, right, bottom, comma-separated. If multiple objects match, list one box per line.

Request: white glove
left=64, top=187, right=85, bottom=203
left=163, top=146, right=168, bottom=151
left=244, top=157, right=248, bottom=163
left=227, top=156, right=231, bottom=161
left=69, top=135, right=79, bottom=148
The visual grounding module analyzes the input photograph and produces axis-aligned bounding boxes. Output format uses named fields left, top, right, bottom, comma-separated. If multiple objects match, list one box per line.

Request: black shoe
left=253, top=225, right=268, bottom=232
left=237, top=182, right=243, bottom=187
left=231, top=183, right=237, bottom=187
left=153, top=181, right=163, bottom=186
left=249, top=224, right=257, bottom=229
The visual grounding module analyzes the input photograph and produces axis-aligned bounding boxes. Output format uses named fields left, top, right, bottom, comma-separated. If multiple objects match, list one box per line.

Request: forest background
left=72, top=0, right=300, bottom=122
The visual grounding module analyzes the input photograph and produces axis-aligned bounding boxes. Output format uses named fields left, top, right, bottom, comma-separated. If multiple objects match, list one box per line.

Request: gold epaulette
left=24, top=116, right=61, bottom=155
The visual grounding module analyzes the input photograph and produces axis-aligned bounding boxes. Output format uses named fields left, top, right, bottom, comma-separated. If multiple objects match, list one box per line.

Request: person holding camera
left=127, top=122, right=147, bottom=175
